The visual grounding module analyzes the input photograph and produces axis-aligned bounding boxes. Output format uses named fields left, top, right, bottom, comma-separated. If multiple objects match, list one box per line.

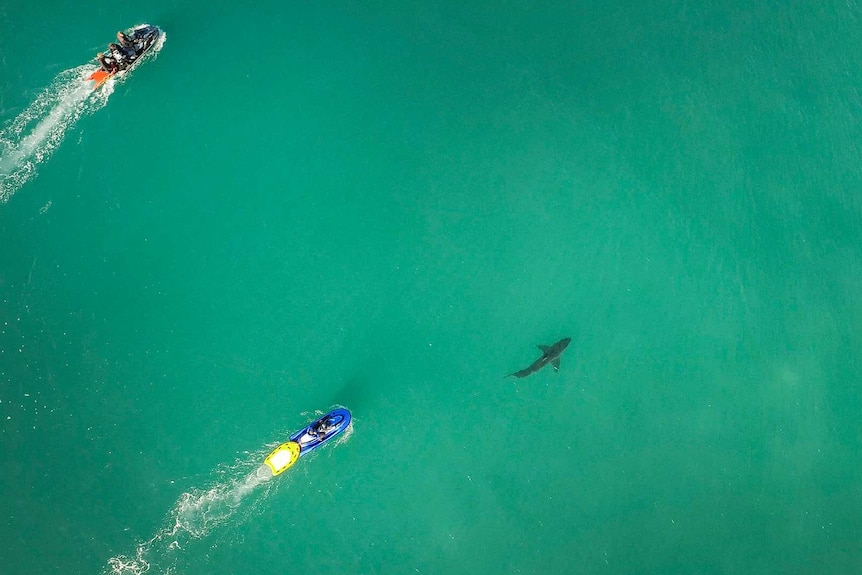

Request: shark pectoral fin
left=538, top=345, right=551, bottom=353
left=551, top=358, right=561, bottom=371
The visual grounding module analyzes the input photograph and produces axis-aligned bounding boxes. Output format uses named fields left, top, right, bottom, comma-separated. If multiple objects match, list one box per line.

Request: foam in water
left=105, top=413, right=353, bottom=575
left=0, top=66, right=110, bottom=202
left=104, top=456, right=276, bottom=575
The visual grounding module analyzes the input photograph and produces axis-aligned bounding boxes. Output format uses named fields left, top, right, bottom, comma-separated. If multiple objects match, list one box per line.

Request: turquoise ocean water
left=2, top=1, right=861, bottom=573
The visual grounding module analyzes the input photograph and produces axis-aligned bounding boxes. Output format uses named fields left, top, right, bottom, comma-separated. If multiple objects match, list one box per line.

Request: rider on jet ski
left=96, top=32, right=139, bottom=72
left=96, top=52, right=118, bottom=73
left=310, top=417, right=335, bottom=439
left=117, top=31, right=134, bottom=50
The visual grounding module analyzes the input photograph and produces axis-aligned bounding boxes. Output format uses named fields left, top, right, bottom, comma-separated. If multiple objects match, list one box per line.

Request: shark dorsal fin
left=538, top=345, right=551, bottom=353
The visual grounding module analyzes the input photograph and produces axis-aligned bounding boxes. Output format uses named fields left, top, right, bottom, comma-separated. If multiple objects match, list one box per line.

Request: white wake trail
left=0, top=65, right=112, bottom=202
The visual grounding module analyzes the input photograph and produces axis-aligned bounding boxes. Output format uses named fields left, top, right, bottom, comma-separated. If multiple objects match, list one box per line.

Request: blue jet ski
left=290, top=408, right=352, bottom=456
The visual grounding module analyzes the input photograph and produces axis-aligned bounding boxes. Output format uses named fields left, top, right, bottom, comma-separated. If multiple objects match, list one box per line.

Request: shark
left=508, top=337, right=572, bottom=378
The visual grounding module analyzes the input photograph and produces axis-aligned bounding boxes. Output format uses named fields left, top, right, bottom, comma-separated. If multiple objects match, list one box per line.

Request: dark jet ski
left=88, top=24, right=162, bottom=89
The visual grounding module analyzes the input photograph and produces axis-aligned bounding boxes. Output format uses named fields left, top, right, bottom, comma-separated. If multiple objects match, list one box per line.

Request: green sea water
left=2, top=1, right=862, bottom=573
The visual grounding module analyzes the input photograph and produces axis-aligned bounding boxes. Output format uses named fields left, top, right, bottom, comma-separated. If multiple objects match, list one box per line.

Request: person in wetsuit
left=96, top=52, right=118, bottom=73
left=311, top=417, right=335, bottom=439
left=107, top=43, right=131, bottom=70
left=117, top=31, right=134, bottom=49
